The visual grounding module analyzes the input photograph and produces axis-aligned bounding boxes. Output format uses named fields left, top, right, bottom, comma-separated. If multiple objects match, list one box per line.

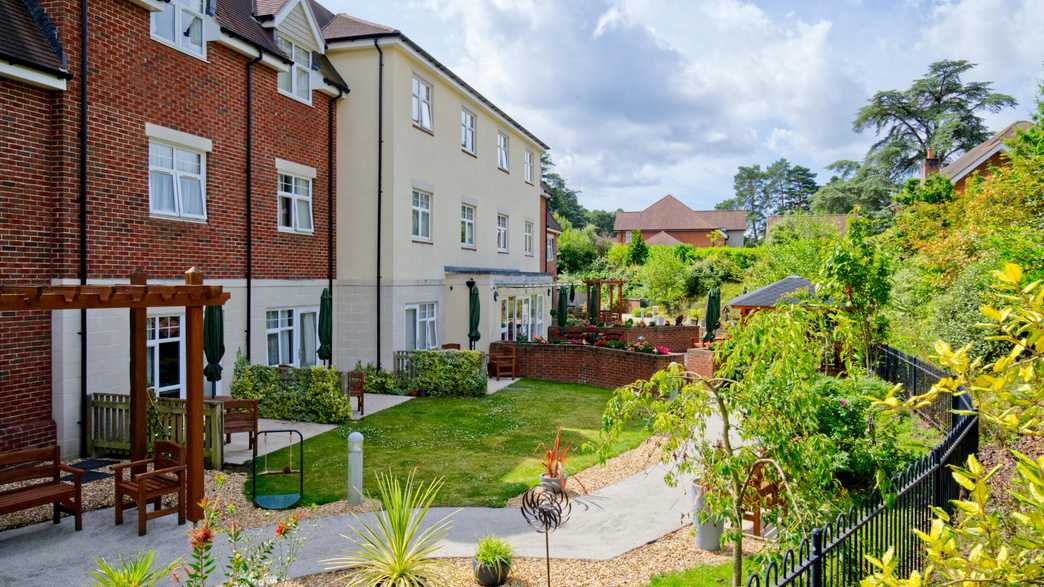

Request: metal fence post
left=810, top=528, right=823, bottom=587
left=347, top=431, right=364, bottom=506
left=931, top=445, right=946, bottom=512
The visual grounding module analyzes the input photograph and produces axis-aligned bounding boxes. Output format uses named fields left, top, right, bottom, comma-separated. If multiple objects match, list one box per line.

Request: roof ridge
left=20, top=0, right=66, bottom=71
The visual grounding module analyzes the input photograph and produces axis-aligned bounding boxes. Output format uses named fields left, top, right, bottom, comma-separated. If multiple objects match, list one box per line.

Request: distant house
left=942, top=121, right=1032, bottom=193
left=613, top=195, right=746, bottom=247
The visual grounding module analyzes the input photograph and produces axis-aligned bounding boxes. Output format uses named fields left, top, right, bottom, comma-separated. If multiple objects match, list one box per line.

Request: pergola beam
left=0, top=287, right=229, bottom=311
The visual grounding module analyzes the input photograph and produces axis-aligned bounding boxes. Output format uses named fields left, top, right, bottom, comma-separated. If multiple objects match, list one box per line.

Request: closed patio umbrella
left=557, top=286, right=568, bottom=330
left=317, top=287, right=333, bottom=365
left=703, top=287, right=721, bottom=343
left=467, top=279, right=481, bottom=350
left=588, top=284, right=600, bottom=323
left=203, top=305, right=225, bottom=397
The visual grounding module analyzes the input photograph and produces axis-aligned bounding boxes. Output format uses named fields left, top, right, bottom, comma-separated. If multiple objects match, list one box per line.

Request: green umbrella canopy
left=703, top=287, right=721, bottom=342
left=557, top=286, right=568, bottom=330
left=203, top=305, right=225, bottom=382
left=317, top=288, right=333, bottom=363
left=467, top=281, right=481, bottom=344
left=588, top=285, right=600, bottom=322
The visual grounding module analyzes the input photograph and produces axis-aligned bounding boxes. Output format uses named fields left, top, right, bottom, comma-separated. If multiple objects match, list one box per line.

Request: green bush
left=402, top=350, right=486, bottom=397
left=354, top=361, right=405, bottom=395
left=930, top=260, right=1011, bottom=363
left=231, top=354, right=352, bottom=423
left=684, top=253, right=744, bottom=298
left=475, top=536, right=513, bottom=568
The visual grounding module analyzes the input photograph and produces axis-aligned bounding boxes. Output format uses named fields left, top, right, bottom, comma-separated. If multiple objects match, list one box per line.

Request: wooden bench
left=0, top=446, right=84, bottom=531
left=489, top=346, right=517, bottom=380
left=114, top=440, right=186, bottom=536
left=341, top=370, right=365, bottom=417
left=218, top=397, right=259, bottom=449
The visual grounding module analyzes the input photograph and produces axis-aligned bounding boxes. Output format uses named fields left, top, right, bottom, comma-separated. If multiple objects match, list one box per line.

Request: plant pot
left=689, top=482, right=723, bottom=552
left=539, top=472, right=567, bottom=492
left=472, top=560, right=510, bottom=586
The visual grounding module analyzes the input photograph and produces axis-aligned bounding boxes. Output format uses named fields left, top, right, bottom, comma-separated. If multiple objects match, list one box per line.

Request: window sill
left=412, top=238, right=434, bottom=245
left=149, top=213, right=208, bottom=225
left=497, top=249, right=509, bottom=254
left=278, top=226, right=314, bottom=235
left=151, top=35, right=208, bottom=63
left=461, top=244, right=477, bottom=251
left=498, top=167, right=510, bottom=175
left=413, top=123, right=434, bottom=136
left=525, top=179, right=535, bottom=186
left=278, top=88, right=313, bottom=107
left=525, top=252, right=534, bottom=257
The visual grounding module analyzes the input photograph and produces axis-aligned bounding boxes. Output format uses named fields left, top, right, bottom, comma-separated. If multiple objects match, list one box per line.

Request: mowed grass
left=248, top=379, right=649, bottom=507
left=644, top=561, right=737, bottom=586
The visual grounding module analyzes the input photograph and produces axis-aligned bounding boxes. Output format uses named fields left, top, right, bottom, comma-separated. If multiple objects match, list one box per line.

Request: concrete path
left=487, top=377, right=518, bottom=395
left=350, top=392, right=413, bottom=420
left=0, top=465, right=692, bottom=585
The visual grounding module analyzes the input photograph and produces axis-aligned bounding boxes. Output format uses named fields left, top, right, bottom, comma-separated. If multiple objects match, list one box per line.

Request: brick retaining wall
left=548, top=325, right=702, bottom=353
left=491, top=342, right=682, bottom=389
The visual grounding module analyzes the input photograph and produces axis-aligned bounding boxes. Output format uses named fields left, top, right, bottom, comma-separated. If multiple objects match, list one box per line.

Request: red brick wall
left=0, top=78, right=60, bottom=450
left=48, top=0, right=336, bottom=280
left=549, top=325, right=702, bottom=353
left=953, top=151, right=1007, bottom=195
left=615, top=230, right=717, bottom=246
left=684, top=348, right=715, bottom=378
left=491, top=342, right=680, bottom=389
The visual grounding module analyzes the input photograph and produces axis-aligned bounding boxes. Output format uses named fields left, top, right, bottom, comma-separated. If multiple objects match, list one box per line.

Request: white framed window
left=497, top=213, right=509, bottom=252
left=151, top=0, right=206, bottom=58
left=147, top=315, right=184, bottom=399
left=524, top=220, right=534, bottom=255
left=405, top=302, right=437, bottom=350
left=266, top=307, right=320, bottom=367
left=149, top=141, right=206, bottom=221
left=534, top=294, right=545, bottom=336
left=276, top=34, right=313, bottom=105
left=546, top=234, right=555, bottom=262
left=500, top=296, right=535, bottom=341
left=497, top=131, right=509, bottom=171
left=412, top=76, right=433, bottom=131
left=460, top=203, right=475, bottom=248
left=523, top=150, right=534, bottom=183
left=412, top=189, right=432, bottom=241
left=278, top=173, right=313, bottom=233
left=461, top=108, right=476, bottom=154
left=624, top=231, right=633, bottom=243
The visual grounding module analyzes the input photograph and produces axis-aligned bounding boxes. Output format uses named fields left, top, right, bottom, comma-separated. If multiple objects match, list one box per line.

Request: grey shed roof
left=727, top=275, right=814, bottom=308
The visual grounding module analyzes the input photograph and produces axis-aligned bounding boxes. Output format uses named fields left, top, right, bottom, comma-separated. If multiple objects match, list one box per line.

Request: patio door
left=299, top=310, right=318, bottom=367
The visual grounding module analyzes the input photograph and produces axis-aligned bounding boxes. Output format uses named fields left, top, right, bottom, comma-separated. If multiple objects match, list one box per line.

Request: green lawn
left=644, top=561, right=737, bottom=586
left=248, top=379, right=649, bottom=507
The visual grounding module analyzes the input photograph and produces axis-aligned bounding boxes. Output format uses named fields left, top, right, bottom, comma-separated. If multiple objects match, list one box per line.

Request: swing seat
left=253, top=492, right=301, bottom=510
left=251, top=429, right=305, bottom=511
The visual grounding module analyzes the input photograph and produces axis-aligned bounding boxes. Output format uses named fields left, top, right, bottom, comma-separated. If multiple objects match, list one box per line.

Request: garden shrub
left=354, top=362, right=405, bottom=395
left=684, top=253, right=744, bottom=298
left=929, top=259, right=1011, bottom=364
left=231, top=354, right=351, bottom=424
left=402, top=350, right=486, bottom=397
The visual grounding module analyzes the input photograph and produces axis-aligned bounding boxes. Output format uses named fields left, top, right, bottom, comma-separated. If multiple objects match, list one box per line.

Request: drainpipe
left=245, top=50, right=262, bottom=359
left=78, top=0, right=89, bottom=457
left=328, top=88, right=341, bottom=308
left=374, top=38, right=384, bottom=370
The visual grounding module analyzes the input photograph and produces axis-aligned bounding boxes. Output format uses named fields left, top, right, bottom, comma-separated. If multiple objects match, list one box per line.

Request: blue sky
left=322, top=0, right=1044, bottom=212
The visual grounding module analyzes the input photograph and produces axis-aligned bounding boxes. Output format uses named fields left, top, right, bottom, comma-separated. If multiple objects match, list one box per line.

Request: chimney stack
left=922, top=148, right=940, bottom=179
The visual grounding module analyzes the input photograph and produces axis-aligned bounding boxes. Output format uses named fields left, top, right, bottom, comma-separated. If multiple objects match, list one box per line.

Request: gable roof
left=614, top=195, right=747, bottom=232
left=322, top=14, right=548, bottom=150
left=727, top=275, right=814, bottom=308
left=644, top=231, right=682, bottom=246
left=0, top=0, right=68, bottom=78
left=941, top=121, right=1032, bottom=183
left=546, top=209, right=562, bottom=233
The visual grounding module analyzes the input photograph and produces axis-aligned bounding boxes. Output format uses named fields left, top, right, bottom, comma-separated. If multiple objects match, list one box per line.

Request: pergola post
left=129, top=269, right=148, bottom=473
left=184, top=268, right=205, bottom=522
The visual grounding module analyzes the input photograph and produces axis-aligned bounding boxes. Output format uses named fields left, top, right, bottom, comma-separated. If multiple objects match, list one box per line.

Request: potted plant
left=537, top=427, right=571, bottom=491
left=472, top=536, right=513, bottom=586
left=688, top=481, right=723, bottom=552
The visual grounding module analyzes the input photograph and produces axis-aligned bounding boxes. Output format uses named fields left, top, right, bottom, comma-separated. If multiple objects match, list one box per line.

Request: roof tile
left=941, top=121, right=1032, bottom=181
left=0, top=0, right=67, bottom=77
left=614, top=195, right=747, bottom=232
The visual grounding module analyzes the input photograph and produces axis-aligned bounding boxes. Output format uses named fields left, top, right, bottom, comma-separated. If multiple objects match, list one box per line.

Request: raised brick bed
left=548, top=325, right=703, bottom=353
left=491, top=342, right=683, bottom=389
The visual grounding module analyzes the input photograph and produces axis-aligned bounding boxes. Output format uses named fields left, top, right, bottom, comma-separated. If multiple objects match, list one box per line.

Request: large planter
left=490, top=341, right=681, bottom=389
left=472, top=560, right=510, bottom=587
left=539, top=472, right=568, bottom=492
left=689, top=483, right=723, bottom=552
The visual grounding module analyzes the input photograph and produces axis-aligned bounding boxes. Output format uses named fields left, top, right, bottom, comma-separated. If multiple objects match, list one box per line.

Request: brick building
left=0, top=0, right=347, bottom=456
left=940, top=120, right=1032, bottom=194
left=613, top=195, right=746, bottom=247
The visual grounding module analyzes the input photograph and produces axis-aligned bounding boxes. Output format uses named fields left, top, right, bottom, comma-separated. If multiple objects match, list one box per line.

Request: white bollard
left=347, top=431, right=364, bottom=506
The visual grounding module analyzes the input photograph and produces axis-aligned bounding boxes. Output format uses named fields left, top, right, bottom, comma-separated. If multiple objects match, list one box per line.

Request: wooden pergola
left=583, top=278, right=627, bottom=313
left=0, top=268, right=230, bottom=522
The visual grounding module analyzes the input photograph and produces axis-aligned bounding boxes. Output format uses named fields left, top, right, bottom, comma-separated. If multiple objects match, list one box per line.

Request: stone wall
left=491, top=342, right=681, bottom=389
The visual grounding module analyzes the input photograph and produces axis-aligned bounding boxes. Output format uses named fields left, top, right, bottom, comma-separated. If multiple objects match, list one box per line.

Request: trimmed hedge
left=402, top=350, right=486, bottom=397
left=230, top=354, right=351, bottom=424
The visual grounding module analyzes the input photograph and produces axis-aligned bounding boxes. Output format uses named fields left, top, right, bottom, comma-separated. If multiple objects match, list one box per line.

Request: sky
left=322, top=0, right=1044, bottom=213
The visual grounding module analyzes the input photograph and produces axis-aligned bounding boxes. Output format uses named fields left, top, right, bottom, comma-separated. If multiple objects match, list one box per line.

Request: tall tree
left=541, top=153, right=587, bottom=228
left=585, top=209, right=618, bottom=236
left=811, top=160, right=895, bottom=214
left=778, top=162, right=818, bottom=213
left=718, top=159, right=819, bottom=240
left=853, top=59, right=1016, bottom=179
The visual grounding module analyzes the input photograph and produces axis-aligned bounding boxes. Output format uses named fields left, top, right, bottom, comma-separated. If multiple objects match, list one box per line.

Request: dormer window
left=151, top=0, right=206, bottom=58
left=276, top=34, right=313, bottom=105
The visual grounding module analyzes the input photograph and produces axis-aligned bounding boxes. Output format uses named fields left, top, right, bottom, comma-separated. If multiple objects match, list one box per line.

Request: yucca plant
left=326, top=470, right=454, bottom=586
left=90, top=550, right=178, bottom=587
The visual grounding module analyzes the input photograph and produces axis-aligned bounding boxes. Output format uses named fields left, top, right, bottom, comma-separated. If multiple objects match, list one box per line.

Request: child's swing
left=251, top=429, right=304, bottom=510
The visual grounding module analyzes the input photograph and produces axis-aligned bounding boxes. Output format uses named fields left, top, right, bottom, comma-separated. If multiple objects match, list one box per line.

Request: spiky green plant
left=90, top=550, right=178, bottom=587
left=326, top=470, right=454, bottom=586
left=474, top=536, right=513, bottom=569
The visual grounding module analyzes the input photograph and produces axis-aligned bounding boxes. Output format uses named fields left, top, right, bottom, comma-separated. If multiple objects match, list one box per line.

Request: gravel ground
left=278, top=525, right=757, bottom=587
left=0, top=466, right=378, bottom=533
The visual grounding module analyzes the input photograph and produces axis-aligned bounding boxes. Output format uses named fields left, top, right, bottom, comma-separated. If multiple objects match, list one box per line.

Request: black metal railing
left=745, top=344, right=979, bottom=587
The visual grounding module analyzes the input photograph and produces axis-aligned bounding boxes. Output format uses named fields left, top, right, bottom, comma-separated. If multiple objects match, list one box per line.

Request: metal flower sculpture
left=521, top=486, right=571, bottom=587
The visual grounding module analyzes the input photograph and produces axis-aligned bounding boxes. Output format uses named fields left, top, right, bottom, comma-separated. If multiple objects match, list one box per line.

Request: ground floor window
left=266, top=307, right=319, bottom=367
left=147, top=315, right=183, bottom=398
left=500, top=293, right=545, bottom=341
left=405, top=302, right=438, bottom=350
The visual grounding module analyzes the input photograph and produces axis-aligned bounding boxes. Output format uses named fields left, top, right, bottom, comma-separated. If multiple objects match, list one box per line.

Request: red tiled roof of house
left=644, top=231, right=683, bottom=246
left=613, top=195, right=747, bottom=232
left=941, top=121, right=1032, bottom=182
left=0, top=0, right=68, bottom=77
left=254, top=0, right=286, bottom=16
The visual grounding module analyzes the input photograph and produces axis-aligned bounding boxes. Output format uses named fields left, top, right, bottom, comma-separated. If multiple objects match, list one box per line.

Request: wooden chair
left=221, top=398, right=259, bottom=449
left=341, top=370, right=365, bottom=416
left=440, top=343, right=461, bottom=350
left=113, top=440, right=186, bottom=536
left=742, top=462, right=786, bottom=538
left=489, top=346, right=517, bottom=380
left=0, top=446, right=84, bottom=531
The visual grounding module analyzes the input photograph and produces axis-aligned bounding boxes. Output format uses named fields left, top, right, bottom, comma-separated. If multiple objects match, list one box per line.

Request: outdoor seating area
left=112, top=441, right=186, bottom=536
left=0, top=446, right=84, bottom=532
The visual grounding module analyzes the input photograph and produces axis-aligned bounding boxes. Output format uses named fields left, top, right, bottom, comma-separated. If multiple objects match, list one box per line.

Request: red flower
left=190, top=525, right=214, bottom=549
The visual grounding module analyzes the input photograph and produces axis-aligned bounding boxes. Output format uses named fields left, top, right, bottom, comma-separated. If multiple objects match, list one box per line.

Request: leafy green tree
left=777, top=161, right=819, bottom=214
left=820, top=214, right=893, bottom=371
left=718, top=159, right=819, bottom=240
left=811, top=160, right=896, bottom=214
left=626, top=230, right=649, bottom=266
left=556, top=223, right=599, bottom=274
left=638, top=247, right=686, bottom=310
left=853, top=59, right=1016, bottom=179
left=586, top=208, right=618, bottom=236
left=894, top=174, right=955, bottom=206
left=541, top=153, right=588, bottom=228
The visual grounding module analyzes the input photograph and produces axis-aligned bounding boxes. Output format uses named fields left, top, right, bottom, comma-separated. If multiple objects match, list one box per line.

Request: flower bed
left=491, top=341, right=683, bottom=389
left=548, top=324, right=703, bottom=352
